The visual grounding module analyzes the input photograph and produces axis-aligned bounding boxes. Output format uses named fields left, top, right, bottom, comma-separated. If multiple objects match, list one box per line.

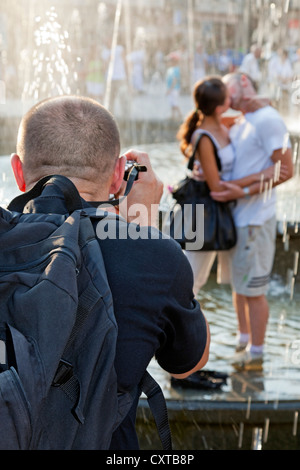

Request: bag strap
left=140, top=370, right=172, bottom=450
left=7, top=175, right=83, bottom=213
left=86, top=165, right=139, bottom=208
left=187, top=132, right=221, bottom=172
left=8, top=167, right=139, bottom=213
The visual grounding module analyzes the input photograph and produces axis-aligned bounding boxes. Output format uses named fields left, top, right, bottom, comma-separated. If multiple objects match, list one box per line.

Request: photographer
left=10, top=95, right=210, bottom=450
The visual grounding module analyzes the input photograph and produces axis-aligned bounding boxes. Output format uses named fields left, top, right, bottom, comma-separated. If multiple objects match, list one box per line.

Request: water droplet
left=263, top=418, right=270, bottom=443
left=293, top=411, right=298, bottom=436
left=238, top=422, right=244, bottom=448
left=246, top=396, right=251, bottom=419
left=252, top=427, right=263, bottom=450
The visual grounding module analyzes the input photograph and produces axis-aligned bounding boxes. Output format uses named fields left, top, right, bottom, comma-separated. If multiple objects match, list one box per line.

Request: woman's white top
left=191, top=128, right=235, bottom=182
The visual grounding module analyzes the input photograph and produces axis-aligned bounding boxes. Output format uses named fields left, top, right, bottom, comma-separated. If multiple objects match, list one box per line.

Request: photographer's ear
left=109, top=155, right=126, bottom=194
left=11, top=153, right=26, bottom=192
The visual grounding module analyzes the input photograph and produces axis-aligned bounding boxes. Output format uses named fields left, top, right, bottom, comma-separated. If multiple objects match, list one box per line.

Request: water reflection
left=148, top=272, right=300, bottom=404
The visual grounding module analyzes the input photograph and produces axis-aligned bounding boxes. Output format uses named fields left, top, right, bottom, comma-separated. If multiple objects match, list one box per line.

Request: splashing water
left=252, top=427, right=263, bottom=450
left=22, top=6, right=80, bottom=102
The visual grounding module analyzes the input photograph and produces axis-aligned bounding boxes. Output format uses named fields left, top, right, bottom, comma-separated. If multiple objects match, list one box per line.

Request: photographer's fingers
left=123, top=149, right=162, bottom=192
left=120, top=149, right=163, bottom=225
left=123, top=150, right=154, bottom=179
left=123, top=149, right=150, bottom=165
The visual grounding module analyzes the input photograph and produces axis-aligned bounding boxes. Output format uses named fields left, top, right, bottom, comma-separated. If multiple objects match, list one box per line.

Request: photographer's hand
left=117, top=149, right=163, bottom=227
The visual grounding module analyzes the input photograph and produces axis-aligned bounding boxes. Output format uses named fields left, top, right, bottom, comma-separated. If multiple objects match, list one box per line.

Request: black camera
left=124, top=160, right=147, bottom=181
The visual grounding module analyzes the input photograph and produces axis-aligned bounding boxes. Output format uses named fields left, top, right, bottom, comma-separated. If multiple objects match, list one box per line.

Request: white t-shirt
left=192, top=129, right=235, bottom=182
left=229, top=106, right=290, bottom=227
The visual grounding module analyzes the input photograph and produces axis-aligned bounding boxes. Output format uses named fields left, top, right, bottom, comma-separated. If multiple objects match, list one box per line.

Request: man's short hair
left=17, top=95, right=120, bottom=184
left=223, top=71, right=258, bottom=92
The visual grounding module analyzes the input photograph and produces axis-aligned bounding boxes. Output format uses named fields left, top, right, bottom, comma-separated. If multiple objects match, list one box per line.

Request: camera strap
left=87, top=165, right=139, bottom=208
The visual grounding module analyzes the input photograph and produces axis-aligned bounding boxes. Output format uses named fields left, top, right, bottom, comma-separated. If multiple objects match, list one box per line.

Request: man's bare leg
left=233, top=292, right=250, bottom=351
left=247, top=294, right=269, bottom=349
left=232, top=293, right=268, bottom=370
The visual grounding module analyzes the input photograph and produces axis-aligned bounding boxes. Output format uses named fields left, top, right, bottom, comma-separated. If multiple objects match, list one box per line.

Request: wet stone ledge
left=137, top=399, right=300, bottom=450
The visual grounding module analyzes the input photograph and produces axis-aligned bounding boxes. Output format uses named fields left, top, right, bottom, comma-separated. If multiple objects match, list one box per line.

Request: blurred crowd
left=0, top=15, right=300, bottom=120
left=81, top=39, right=300, bottom=119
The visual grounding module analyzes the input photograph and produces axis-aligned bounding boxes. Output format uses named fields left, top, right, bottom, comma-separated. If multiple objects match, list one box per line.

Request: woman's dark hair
left=177, top=76, right=227, bottom=156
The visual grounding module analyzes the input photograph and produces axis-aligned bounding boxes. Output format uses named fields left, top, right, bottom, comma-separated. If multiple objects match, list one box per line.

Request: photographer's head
left=11, top=95, right=125, bottom=200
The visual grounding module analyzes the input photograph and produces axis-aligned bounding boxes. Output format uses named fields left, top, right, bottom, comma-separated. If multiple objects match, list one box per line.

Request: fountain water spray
left=22, top=6, right=80, bottom=104
left=103, top=0, right=122, bottom=110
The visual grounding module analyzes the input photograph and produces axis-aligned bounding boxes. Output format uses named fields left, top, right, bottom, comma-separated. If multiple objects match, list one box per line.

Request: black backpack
left=0, top=175, right=171, bottom=450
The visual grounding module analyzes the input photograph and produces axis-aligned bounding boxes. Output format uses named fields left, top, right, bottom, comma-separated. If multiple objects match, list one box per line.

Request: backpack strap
left=8, top=167, right=140, bottom=213
left=140, top=370, right=172, bottom=450
left=52, top=281, right=104, bottom=424
left=8, top=175, right=83, bottom=213
left=187, top=132, right=221, bottom=172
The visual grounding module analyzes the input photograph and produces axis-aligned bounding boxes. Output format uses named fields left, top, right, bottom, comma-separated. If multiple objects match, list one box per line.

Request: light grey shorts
left=231, top=216, right=277, bottom=297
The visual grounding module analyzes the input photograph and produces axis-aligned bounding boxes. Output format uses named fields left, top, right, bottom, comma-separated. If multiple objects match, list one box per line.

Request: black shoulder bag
left=169, top=133, right=237, bottom=251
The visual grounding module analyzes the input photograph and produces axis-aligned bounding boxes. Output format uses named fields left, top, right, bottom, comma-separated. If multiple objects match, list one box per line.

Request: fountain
left=0, top=0, right=300, bottom=451
left=21, top=7, right=80, bottom=102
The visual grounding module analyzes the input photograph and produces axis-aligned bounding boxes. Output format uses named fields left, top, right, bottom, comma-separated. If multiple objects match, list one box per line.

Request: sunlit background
left=0, top=0, right=300, bottom=152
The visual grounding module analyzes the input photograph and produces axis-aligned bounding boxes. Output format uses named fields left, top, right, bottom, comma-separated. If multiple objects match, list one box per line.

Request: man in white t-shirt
left=211, top=72, right=293, bottom=371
